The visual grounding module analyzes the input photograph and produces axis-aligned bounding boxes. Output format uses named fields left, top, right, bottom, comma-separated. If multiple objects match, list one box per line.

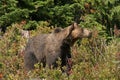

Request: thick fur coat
left=24, top=22, right=92, bottom=72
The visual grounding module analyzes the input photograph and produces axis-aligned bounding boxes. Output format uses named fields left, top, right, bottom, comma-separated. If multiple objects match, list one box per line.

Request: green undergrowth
left=0, top=23, right=120, bottom=80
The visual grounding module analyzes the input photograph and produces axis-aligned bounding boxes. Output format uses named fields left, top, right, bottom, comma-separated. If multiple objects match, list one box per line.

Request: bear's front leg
left=66, top=57, right=72, bottom=75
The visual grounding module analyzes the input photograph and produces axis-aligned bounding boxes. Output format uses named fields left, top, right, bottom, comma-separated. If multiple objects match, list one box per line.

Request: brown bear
left=24, top=22, right=92, bottom=74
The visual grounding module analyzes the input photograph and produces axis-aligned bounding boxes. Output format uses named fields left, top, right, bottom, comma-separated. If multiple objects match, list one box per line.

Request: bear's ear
left=69, top=22, right=78, bottom=32
left=66, top=22, right=78, bottom=36
left=62, top=22, right=78, bottom=39
left=72, top=22, right=78, bottom=28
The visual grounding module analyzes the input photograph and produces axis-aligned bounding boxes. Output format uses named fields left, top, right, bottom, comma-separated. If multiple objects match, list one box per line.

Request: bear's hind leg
left=24, top=52, right=38, bottom=71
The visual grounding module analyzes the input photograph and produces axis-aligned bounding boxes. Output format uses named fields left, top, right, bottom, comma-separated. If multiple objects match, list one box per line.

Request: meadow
left=0, top=23, right=120, bottom=80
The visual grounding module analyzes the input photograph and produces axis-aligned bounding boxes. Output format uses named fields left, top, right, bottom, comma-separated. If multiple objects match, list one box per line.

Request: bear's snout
left=83, top=29, right=92, bottom=38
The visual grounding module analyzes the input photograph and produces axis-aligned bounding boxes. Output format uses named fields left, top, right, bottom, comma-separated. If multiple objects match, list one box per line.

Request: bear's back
left=25, top=34, right=48, bottom=61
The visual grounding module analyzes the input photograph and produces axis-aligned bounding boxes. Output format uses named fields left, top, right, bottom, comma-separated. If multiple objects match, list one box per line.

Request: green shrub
left=0, top=23, right=120, bottom=80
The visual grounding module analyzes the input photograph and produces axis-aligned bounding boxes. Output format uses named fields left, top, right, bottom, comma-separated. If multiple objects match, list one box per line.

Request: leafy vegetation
left=0, top=0, right=120, bottom=80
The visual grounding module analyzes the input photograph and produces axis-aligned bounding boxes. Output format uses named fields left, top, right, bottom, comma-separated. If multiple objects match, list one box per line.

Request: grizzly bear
left=24, top=22, right=92, bottom=74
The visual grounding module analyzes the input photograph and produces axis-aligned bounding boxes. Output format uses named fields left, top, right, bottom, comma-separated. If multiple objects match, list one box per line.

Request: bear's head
left=52, top=22, right=92, bottom=45
left=65, top=22, right=92, bottom=40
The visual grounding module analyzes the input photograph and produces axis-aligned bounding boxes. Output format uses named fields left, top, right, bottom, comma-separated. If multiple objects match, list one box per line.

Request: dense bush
left=0, top=23, right=120, bottom=80
left=0, top=0, right=120, bottom=33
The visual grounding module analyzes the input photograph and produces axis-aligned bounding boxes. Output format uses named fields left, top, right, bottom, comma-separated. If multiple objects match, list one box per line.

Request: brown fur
left=24, top=22, right=92, bottom=74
